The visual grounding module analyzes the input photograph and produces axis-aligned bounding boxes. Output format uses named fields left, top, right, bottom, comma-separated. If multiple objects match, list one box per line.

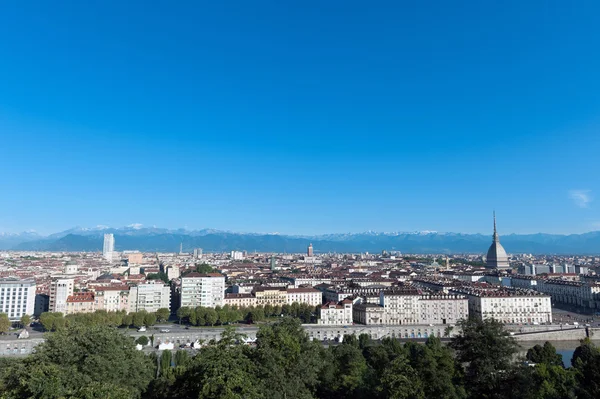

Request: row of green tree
left=38, top=308, right=171, bottom=331
left=176, top=302, right=318, bottom=326
left=2, top=317, right=600, bottom=398
left=0, top=313, right=31, bottom=333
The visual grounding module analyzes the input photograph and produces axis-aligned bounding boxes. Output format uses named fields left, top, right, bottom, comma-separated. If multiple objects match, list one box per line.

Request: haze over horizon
left=4, top=222, right=600, bottom=238
left=2, top=2, right=600, bottom=235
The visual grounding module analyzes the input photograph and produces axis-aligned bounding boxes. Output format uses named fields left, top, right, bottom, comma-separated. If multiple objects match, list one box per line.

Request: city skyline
left=2, top=2, right=600, bottom=235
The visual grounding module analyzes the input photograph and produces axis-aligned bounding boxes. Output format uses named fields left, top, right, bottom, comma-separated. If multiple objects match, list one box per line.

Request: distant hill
left=4, top=226, right=600, bottom=254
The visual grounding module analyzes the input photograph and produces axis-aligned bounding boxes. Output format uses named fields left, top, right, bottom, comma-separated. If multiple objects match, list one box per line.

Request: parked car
left=160, top=329, right=170, bottom=333
left=138, top=326, right=146, bottom=332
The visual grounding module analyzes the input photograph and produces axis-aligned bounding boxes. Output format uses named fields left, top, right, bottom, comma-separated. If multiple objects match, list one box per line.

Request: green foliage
left=121, top=314, right=133, bottom=327
left=136, top=335, right=149, bottom=346
left=155, top=308, right=170, bottom=322
left=203, top=308, right=218, bottom=326
left=252, top=318, right=324, bottom=399
left=19, top=314, right=31, bottom=328
left=572, top=339, right=600, bottom=399
left=132, top=311, right=148, bottom=328
left=176, top=306, right=191, bottom=324
left=144, top=312, right=157, bottom=327
left=174, top=350, right=191, bottom=369
left=195, top=263, right=215, bottom=273
left=526, top=341, right=564, bottom=367
left=358, top=333, right=371, bottom=349
left=513, top=362, right=577, bottom=399
left=146, top=272, right=169, bottom=284
left=406, top=337, right=466, bottom=399
left=0, top=325, right=154, bottom=398
left=170, top=345, right=261, bottom=399
left=378, top=356, right=424, bottom=399
left=159, top=350, right=172, bottom=377
left=4, top=314, right=597, bottom=399
left=329, top=343, right=368, bottom=397
left=450, top=317, right=519, bottom=399
left=0, top=313, right=10, bottom=333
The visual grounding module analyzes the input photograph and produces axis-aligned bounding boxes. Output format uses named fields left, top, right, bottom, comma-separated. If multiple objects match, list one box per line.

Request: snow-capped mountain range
left=1, top=225, right=600, bottom=254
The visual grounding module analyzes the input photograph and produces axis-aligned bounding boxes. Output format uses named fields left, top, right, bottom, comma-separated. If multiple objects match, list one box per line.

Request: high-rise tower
left=307, top=243, right=314, bottom=257
left=485, top=212, right=510, bottom=270
left=103, top=234, right=115, bottom=261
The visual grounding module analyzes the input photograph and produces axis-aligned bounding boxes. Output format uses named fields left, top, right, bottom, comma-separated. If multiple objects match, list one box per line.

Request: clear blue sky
left=1, top=1, right=600, bottom=235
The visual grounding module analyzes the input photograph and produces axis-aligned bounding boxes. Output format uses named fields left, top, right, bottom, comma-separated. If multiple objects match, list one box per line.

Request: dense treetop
left=1, top=317, right=600, bottom=398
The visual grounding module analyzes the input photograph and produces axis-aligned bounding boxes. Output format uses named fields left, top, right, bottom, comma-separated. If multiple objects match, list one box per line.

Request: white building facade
left=379, top=289, right=422, bottom=325
left=452, top=287, right=552, bottom=324
left=318, top=300, right=353, bottom=326
left=287, top=287, right=322, bottom=306
left=129, top=283, right=171, bottom=313
left=536, top=279, right=600, bottom=309
left=180, top=273, right=225, bottom=308
left=0, top=278, right=36, bottom=321
left=49, top=278, right=74, bottom=314
left=103, top=233, right=115, bottom=261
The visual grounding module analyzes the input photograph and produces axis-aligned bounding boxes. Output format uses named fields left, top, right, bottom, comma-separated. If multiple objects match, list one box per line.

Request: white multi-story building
left=452, top=286, right=552, bottom=324
left=103, top=233, right=115, bottom=261
left=318, top=299, right=353, bottom=325
left=379, top=287, right=422, bottom=325
left=510, top=275, right=538, bottom=289
left=536, top=279, right=600, bottom=309
left=0, top=278, right=36, bottom=321
left=418, top=293, right=469, bottom=325
left=49, top=278, right=74, bottom=314
left=166, top=265, right=180, bottom=281
left=230, top=251, right=244, bottom=260
left=281, top=276, right=332, bottom=288
left=287, top=287, right=322, bottom=306
left=129, top=283, right=171, bottom=313
left=180, top=273, right=225, bottom=308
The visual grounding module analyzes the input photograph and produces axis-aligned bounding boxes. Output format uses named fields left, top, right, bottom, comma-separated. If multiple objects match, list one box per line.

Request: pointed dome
left=486, top=212, right=510, bottom=270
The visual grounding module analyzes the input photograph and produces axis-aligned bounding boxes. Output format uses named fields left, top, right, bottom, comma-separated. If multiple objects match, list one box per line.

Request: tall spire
left=493, top=211, right=499, bottom=241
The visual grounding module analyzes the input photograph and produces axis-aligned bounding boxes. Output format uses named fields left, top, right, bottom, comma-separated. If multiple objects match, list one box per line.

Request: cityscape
left=1, top=214, right=599, bottom=346
left=3, top=1, right=600, bottom=398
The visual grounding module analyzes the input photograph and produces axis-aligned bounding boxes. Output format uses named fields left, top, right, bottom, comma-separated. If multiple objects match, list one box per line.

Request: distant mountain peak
left=2, top=225, right=600, bottom=254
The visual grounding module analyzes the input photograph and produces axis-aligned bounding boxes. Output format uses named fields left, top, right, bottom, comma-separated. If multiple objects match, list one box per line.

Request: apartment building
left=452, top=286, right=552, bottom=324
left=353, top=303, right=385, bottom=325
left=379, top=287, right=422, bottom=325
left=65, top=292, right=96, bottom=315
left=49, top=278, right=74, bottom=313
left=180, top=273, right=225, bottom=308
left=0, top=278, right=36, bottom=321
left=318, top=299, right=353, bottom=326
left=418, top=293, right=468, bottom=325
left=93, top=285, right=130, bottom=312
left=287, top=287, right=322, bottom=306
left=224, top=293, right=257, bottom=308
left=129, top=282, right=171, bottom=313
left=254, top=286, right=287, bottom=306
left=536, top=279, right=600, bottom=309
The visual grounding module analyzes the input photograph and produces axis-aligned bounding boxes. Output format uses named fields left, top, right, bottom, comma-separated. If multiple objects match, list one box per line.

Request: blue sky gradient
left=1, top=1, right=600, bottom=235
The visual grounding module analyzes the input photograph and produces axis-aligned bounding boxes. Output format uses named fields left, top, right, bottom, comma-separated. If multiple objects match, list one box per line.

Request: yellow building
left=254, top=287, right=287, bottom=306
left=224, top=293, right=257, bottom=308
